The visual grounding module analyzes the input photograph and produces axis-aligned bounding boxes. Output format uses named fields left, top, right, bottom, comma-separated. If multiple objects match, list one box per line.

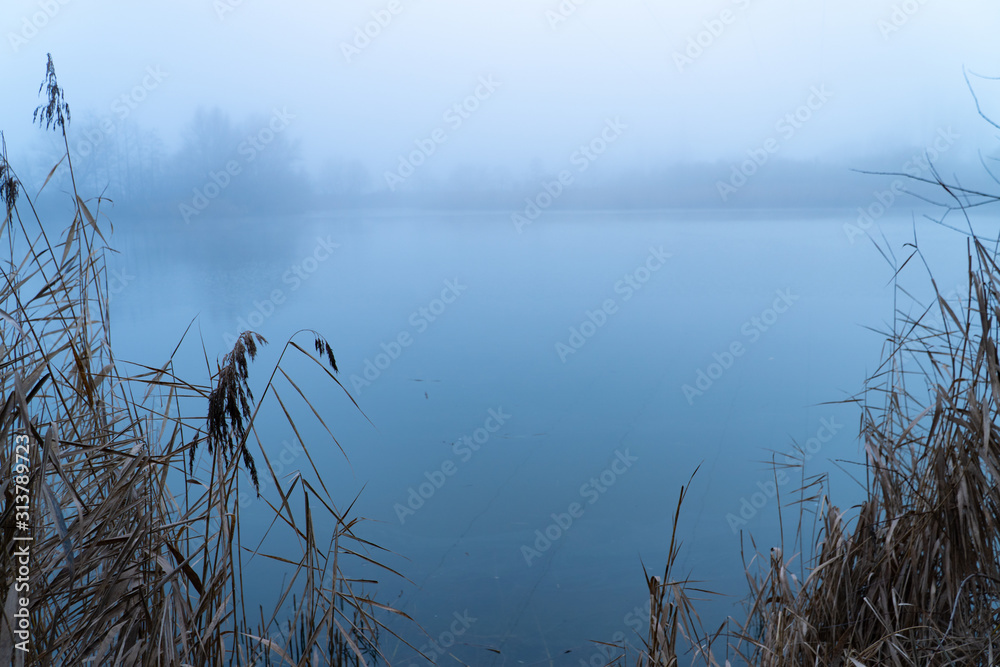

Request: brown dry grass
left=0, top=55, right=412, bottom=666
left=11, top=53, right=1000, bottom=667
left=728, top=232, right=1000, bottom=666
left=634, top=192, right=1000, bottom=665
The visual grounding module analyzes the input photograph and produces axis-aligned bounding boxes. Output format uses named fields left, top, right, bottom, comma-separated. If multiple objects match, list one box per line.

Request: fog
left=7, top=2, right=1000, bottom=663
left=3, top=0, right=1000, bottom=214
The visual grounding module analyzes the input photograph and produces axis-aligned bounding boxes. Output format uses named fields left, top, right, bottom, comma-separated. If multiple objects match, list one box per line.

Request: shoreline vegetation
left=641, top=229, right=1000, bottom=665
left=30, top=154, right=965, bottom=219
left=5, top=55, right=1000, bottom=666
left=15, top=71, right=974, bottom=220
left=1, top=55, right=412, bottom=666
left=631, top=87, right=1000, bottom=663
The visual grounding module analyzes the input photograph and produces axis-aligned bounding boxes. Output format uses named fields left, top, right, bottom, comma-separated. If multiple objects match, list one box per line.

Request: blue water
left=107, top=209, right=981, bottom=665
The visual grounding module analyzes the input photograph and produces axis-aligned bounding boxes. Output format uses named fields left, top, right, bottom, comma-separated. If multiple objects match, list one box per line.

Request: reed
left=729, top=229, right=1000, bottom=665
left=12, top=53, right=1000, bottom=667
left=0, top=55, right=411, bottom=666
left=635, top=166, right=1000, bottom=667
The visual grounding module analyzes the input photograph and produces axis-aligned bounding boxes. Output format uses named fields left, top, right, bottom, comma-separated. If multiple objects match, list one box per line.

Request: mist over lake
left=100, top=208, right=978, bottom=664
left=5, top=1, right=1000, bottom=664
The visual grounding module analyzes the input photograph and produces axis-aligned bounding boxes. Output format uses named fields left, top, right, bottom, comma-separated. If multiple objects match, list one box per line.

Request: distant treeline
left=21, top=106, right=978, bottom=220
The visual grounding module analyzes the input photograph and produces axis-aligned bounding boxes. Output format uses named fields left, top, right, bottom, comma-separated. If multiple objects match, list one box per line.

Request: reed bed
left=732, top=230, right=1000, bottom=665
left=633, top=229, right=1000, bottom=662
left=10, top=53, right=1000, bottom=667
left=0, top=55, right=410, bottom=666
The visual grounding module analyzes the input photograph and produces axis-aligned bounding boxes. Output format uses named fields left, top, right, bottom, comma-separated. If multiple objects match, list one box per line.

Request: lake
left=106, top=208, right=978, bottom=665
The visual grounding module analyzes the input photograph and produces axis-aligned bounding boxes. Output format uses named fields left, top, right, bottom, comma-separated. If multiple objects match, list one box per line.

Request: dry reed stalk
left=640, top=92, right=1000, bottom=666
left=0, top=55, right=410, bottom=667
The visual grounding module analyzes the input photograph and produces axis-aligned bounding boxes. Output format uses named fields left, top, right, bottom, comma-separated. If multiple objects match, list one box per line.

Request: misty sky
left=3, top=0, right=1000, bottom=184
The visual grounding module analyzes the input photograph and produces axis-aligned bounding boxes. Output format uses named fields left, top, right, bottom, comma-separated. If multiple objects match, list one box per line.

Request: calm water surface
left=108, top=209, right=978, bottom=665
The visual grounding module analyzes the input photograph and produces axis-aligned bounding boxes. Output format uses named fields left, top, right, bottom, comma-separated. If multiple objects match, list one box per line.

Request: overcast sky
left=3, top=0, right=1000, bottom=181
